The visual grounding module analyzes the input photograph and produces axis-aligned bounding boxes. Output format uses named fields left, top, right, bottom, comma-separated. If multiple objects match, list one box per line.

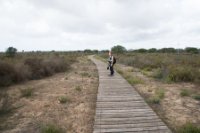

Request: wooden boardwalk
left=90, top=56, right=172, bottom=133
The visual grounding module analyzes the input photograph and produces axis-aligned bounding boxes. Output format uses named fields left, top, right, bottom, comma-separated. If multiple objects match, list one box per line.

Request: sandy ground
left=116, top=64, right=200, bottom=132
left=0, top=56, right=98, bottom=133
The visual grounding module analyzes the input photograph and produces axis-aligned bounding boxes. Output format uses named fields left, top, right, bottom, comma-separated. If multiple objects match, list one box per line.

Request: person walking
left=107, top=51, right=116, bottom=76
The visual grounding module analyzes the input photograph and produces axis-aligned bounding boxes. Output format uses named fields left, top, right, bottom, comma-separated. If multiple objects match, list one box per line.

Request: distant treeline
left=131, top=47, right=200, bottom=54
left=82, top=47, right=200, bottom=54
left=1, top=46, right=199, bottom=55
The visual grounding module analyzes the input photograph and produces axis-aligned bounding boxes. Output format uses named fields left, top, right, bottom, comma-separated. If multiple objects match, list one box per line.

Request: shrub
left=147, top=88, right=165, bottom=104
left=148, top=96, right=160, bottom=104
left=0, top=52, right=77, bottom=87
left=192, top=95, right=200, bottom=101
left=58, top=96, right=70, bottom=104
left=24, top=57, right=69, bottom=80
left=41, top=123, right=64, bottom=133
left=0, top=61, right=16, bottom=86
left=180, top=89, right=190, bottom=97
left=75, top=86, right=82, bottom=92
left=152, top=68, right=163, bottom=79
left=156, top=88, right=165, bottom=99
left=20, top=87, right=34, bottom=97
left=24, top=58, right=50, bottom=79
left=177, top=122, right=200, bottom=133
left=13, top=63, right=31, bottom=82
left=167, top=66, right=196, bottom=82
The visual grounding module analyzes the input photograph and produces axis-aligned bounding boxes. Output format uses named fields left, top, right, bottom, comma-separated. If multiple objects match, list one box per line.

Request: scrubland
left=99, top=53, right=200, bottom=133
left=0, top=52, right=98, bottom=133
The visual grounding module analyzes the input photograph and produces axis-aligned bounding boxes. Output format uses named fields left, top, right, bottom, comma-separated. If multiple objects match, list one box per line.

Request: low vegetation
left=99, top=51, right=200, bottom=84
left=81, top=72, right=90, bottom=77
left=75, top=86, right=82, bottom=92
left=58, top=96, right=70, bottom=104
left=41, top=123, right=64, bottom=133
left=0, top=51, right=79, bottom=87
left=180, top=89, right=190, bottom=97
left=148, top=88, right=165, bottom=104
left=177, top=122, right=200, bottom=133
left=0, top=55, right=98, bottom=133
left=20, top=87, right=34, bottom=97
left=0, top=93, right=13, bottom=116
left=192, top=95, right=200, bottom=101
left=115, top=66, right=144, bottom=85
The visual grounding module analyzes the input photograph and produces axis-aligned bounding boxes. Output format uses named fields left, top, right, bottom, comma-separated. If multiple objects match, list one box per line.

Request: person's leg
left=110, top=66, right=114, bottom=75
left=113, top=65, right=115, bottom=74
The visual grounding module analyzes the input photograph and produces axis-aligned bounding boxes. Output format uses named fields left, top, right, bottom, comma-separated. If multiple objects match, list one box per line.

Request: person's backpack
left=113, top=56, right=116, bottom=64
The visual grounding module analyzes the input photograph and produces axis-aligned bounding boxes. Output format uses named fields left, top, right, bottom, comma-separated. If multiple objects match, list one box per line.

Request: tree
left=84, top=49, right=92, bottom=53
left=134, top=48, right=147, bottom=53
left=148, top=48, right=157, bottom=53
left=185, top=47, right=199, bottom=54
left=6, top=47, right=17, bottom=57
left=111, top=45, right=126, bottom=54
left=158, top=48, right=176, bottom=53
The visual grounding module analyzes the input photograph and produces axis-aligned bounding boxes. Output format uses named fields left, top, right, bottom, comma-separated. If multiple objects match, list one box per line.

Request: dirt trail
left=0, top=56, right=98, bottom=133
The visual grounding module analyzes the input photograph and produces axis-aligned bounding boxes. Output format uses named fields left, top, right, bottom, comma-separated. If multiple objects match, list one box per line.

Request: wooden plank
left=94, top=118, right=162, bottom=125
left=95, top=113, right=157, bottom=119
left=94, top=122, right=166, bottom=129
left=95, top=109, right=153, bottom=112
left=96, top=107, right=151, bottom=110
left=93, top=126, right=169, bottom=133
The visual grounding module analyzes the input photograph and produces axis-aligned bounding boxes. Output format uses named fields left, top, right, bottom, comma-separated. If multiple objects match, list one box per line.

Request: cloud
left=0, top=0, right=200, bottom=51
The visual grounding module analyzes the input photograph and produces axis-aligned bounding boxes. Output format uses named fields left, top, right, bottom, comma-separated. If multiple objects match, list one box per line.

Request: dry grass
left=0, top=55, right=98, bottom=133
left=115, top=65, right=145, bottom=85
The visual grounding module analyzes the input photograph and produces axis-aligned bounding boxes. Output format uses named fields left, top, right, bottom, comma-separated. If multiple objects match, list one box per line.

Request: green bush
left=192, top=95, right=200, bottom=101
left=58, top=96, right=70, bottom=104
left=148, top=96, right=160, bottom=104
left=41, top=123, right=64, bottom=133
left=177, top=123, right=200, bottom=133
left=180, top=89, right=190, bottom=97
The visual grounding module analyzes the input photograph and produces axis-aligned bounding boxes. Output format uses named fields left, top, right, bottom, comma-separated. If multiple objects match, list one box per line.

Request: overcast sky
left=0, top=0, right=200, bottom=51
